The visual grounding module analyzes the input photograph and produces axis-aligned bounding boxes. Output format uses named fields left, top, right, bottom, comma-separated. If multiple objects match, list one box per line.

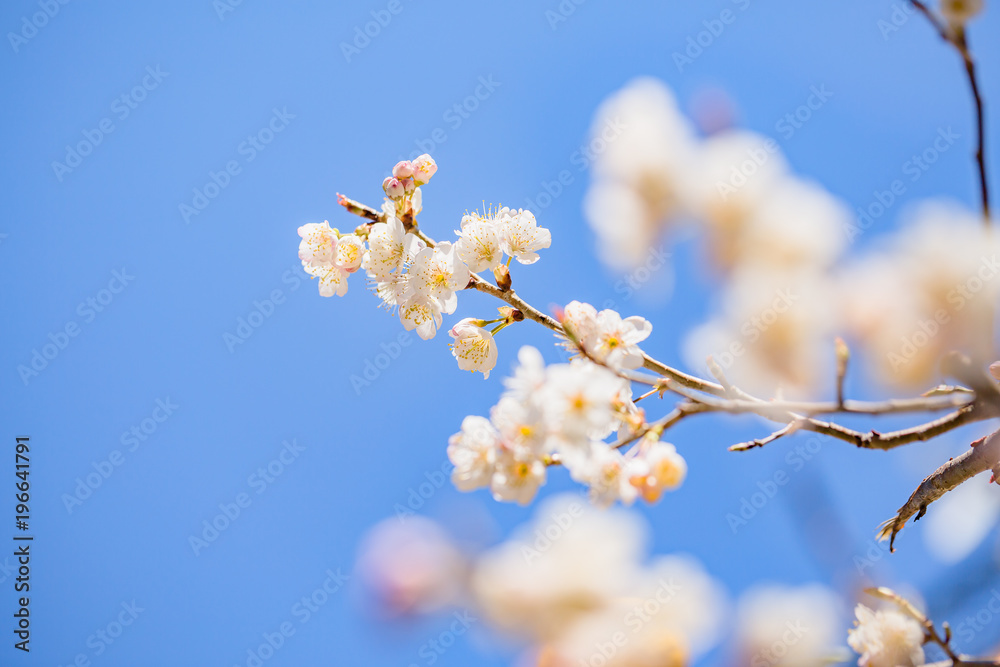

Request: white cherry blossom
left=627, top=438, right=688, bottom=503
left=363, top=217, right=422, bottom=280
left=489, top=447, right=546, bottom=506
left=297, top=220, right=337, bottom=266
left=497, top=208, right=551, bottom=264
left=304, top=262, right=349, bottom=297
left=333, top=234, right=365, bottom=272
left=580, top=445, right=637, bottom=507
left=406, top=242, right=470, bottom=314
left=591, top=308, right=653, bottom=370
left=449, top=318, right=498, bottom=378
left=501, top=345, right=547, bottom=401
left=454, top=212, right=503, bottom=272
left=399, top=295, right=443, bottom=340
left=447, top=416, right=499, bottom=492
left=847, top=604, right=926, bottom=667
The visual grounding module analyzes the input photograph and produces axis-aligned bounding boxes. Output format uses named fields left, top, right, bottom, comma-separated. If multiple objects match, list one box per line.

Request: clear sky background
left=2, top=1, right=999, bottom=665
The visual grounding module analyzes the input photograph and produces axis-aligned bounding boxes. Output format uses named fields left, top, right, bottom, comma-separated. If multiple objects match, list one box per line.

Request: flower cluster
left=469, top=495, right=728, bottom=665
left=847, top=604, right=926, bottom=667
left=838, top=203, right=1000, bottom=387
left=297, top=155, right=550, bottom=378
left=447, top=344, right=687, bottom=506
left=586, top=77, right=998, bottom=394
left=356, top=501, right=979, bottom=667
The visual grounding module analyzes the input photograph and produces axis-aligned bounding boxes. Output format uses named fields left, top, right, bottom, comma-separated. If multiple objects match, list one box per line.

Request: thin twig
left=910, top=1, right=990, bottom=221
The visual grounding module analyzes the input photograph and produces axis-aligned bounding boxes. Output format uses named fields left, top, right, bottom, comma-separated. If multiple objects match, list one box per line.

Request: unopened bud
left=392, top=160, right=415, bottom=179
left=401, top=177, right=415, bottom=193
left=412, top=154, right=438, bottom=185
left=493, top=265, right=512, bottom=291
left=382, top=177, right=405, bottom=200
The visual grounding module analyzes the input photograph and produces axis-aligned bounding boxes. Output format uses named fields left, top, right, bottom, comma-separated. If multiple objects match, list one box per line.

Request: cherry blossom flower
left=591, top=308, right=653, bottom=370
left=363, top=217, right=422, bottom=281
left=447, top=416, right=499, bottom=492
left=399, top=295, right=443, bottom=340
left=449, top=318, right=499, bottom=378
left=454, top=211, right=504, bottom=272
left=355, top=517, right=465, bottom=616
left=847, top=604, right=926, bottom=667
left=412, top=153, right=437, bottom=185
left=583, top=77, right=699, bottom=269
left=304, top=262, right=350, bottom=297
left=297, top=220, right=337, bottom=266
left=559, top=301, right=652, bottom=371
left=560, top=300, right=599, bottom=343
left=627, top=438, right=688, bottom=503
left=489, top=446, right=546, bottom=505
left=579, top=446, right=637, bottom=507
left=333, top=234, right=364, bottom=272
left=501, top=345, right=547, bottom=401
left=406, top=242, right=470, bottom=314
left=470, top=494, right=646, bottom=641
left=497, top=208, right=551, bottom=264
left=491, top=395, right=547, bottom=455
left=838, top=203, right=1000, bottom=388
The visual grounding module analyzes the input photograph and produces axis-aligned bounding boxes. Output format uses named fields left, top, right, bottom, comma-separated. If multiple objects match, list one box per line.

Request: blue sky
left=1, top=1, right=999, bottom=665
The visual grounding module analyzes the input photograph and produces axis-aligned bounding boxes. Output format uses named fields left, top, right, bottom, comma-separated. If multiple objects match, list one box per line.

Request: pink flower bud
left=412, top=154, right=438, bottom=185
left=401, top=177, right=415, bottom=193
left=392, top=160, right=415, bottom=179
left=382, top=176, right=405, bottom=200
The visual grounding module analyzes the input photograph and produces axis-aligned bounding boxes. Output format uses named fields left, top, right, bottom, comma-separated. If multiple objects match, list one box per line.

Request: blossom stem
left=910, top=0, right=991, bottom=222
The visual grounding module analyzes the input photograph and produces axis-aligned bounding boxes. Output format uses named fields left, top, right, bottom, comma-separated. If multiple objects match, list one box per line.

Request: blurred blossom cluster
left=584, top=77, right=998, bottom=395
left=354, top=497, right=949, bottom=666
